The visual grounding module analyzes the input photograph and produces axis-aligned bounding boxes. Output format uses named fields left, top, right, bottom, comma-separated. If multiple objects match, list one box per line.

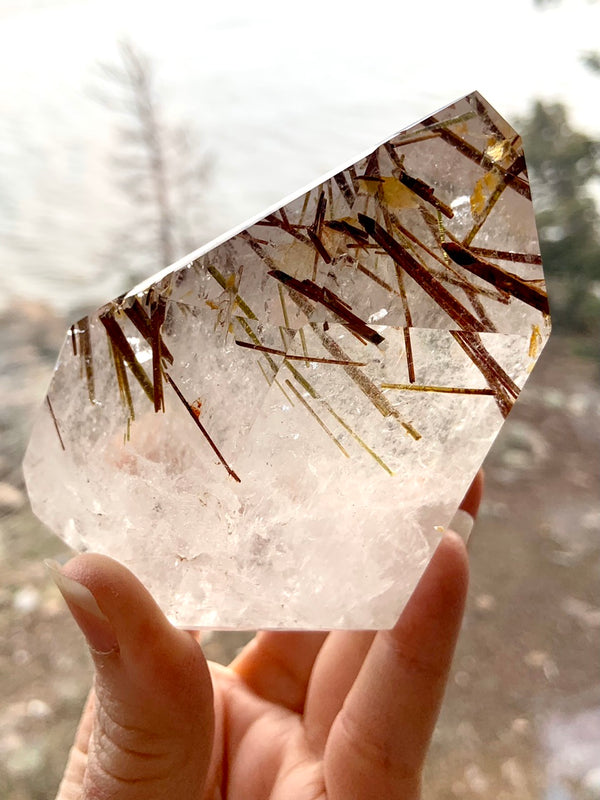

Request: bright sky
left=1, top=0, right=599, bottom=309
left=2, top=0, right=598, bottom=124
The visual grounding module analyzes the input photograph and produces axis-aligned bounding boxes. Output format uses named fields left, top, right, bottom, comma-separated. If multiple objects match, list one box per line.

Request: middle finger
left=230, top=631, right=328, bottom=713
left=303, top=630, right=376, bottom=753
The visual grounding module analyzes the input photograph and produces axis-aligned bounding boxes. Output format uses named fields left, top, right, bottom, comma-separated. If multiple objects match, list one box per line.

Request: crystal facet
left=23, top=93, right=550, bottom=629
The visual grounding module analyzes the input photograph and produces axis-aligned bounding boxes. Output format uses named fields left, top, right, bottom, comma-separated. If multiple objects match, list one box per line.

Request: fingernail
left=45, top=559, right=118, bottom=654
left=449, top=509, right=475, bottom=545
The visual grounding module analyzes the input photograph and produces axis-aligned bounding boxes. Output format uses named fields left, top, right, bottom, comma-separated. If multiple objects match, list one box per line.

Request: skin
left=54, top=472, right=483, bottom=800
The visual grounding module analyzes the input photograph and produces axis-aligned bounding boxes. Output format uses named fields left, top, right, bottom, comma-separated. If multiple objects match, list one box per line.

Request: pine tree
left=94, top=39, right=211, bottom=283
left=521, top=101, right=600, bottom=338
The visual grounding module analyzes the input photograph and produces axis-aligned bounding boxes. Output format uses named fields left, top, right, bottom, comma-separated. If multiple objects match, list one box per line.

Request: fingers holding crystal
left=324, top=532, right=469, bottom=800
left=450, top=469, right=484, bottom=544
left=48, top=554, right=215, bottom=800
left=459, top=469, right=484, bottom=519
left=56, top=690, right=94, bottom=800
left=230, top=631, right=328, bottom=713
left=304, top=468, right=483, bottom=755
left=303, top=630, right=376, bottom=754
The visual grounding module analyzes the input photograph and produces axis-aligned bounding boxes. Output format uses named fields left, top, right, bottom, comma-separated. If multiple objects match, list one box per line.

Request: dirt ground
left=1, top=302, right=598, bottom=799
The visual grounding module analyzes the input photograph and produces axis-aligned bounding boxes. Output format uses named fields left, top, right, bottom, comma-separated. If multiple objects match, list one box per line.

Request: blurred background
left=1, top=0, right=599, bottom=797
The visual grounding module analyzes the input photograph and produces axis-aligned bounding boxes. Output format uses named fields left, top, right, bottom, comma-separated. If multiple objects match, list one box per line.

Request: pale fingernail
left=449, top=509, right=475, bottom=544
left=45, top=559, right=118, bottom=654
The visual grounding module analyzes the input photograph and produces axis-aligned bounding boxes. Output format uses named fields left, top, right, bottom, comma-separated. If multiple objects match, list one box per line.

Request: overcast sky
left=1, top=0, right=599, bottom=310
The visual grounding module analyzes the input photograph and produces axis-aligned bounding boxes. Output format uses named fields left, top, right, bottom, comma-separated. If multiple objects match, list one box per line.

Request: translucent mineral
left=23, top=92, right=550, bottom=629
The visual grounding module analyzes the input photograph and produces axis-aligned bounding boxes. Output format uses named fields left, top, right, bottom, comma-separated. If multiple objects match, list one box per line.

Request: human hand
left=49, top=472, right=482, bottom=800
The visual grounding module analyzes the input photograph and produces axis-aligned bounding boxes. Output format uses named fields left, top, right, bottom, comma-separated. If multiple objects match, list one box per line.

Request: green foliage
left=520, top=101, right=600, bottom=341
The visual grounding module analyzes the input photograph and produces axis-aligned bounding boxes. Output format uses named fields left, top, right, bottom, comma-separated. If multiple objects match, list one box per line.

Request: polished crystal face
left=24, top=92, right=550, bottom=629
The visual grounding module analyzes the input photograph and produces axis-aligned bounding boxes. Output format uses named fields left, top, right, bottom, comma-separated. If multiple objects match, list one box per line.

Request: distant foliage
left=582, top=51, right=600, bottom=74
left=520, top=101, right=600, bottom=341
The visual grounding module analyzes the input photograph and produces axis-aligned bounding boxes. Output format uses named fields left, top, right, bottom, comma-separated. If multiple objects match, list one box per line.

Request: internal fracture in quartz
left=24, top=92, right=550, bottom=629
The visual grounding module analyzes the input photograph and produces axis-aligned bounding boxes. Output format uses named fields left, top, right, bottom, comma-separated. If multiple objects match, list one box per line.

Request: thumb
left=46, top=554, right=214, bottom=800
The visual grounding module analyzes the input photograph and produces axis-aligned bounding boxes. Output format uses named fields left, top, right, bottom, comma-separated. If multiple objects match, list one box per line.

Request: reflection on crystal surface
left=23, top=92, right=550, bottom=629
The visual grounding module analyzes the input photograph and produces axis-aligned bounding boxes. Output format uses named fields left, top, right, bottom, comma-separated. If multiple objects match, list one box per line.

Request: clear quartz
left=23, top=92, right=550, bottom=629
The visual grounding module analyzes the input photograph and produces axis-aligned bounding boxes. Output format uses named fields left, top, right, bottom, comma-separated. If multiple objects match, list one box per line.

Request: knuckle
left=332, top=705, right=421, bottom=795
left=335, top=708, right=395, bottom=776
left=382, top=630, right=447, bottom=681
left=92, top=700, right=175, bottom=784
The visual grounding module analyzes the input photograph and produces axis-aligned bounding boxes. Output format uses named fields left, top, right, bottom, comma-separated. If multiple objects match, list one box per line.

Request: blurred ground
left=1, top=301, right=599, bottom=799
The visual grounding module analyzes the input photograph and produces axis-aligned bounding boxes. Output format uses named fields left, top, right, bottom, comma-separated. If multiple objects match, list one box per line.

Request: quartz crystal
left=23, top=93, right=550, bottom=629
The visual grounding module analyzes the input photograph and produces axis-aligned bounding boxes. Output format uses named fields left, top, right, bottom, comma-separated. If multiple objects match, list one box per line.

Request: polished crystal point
left=24, top=92, right=550, bottom=629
